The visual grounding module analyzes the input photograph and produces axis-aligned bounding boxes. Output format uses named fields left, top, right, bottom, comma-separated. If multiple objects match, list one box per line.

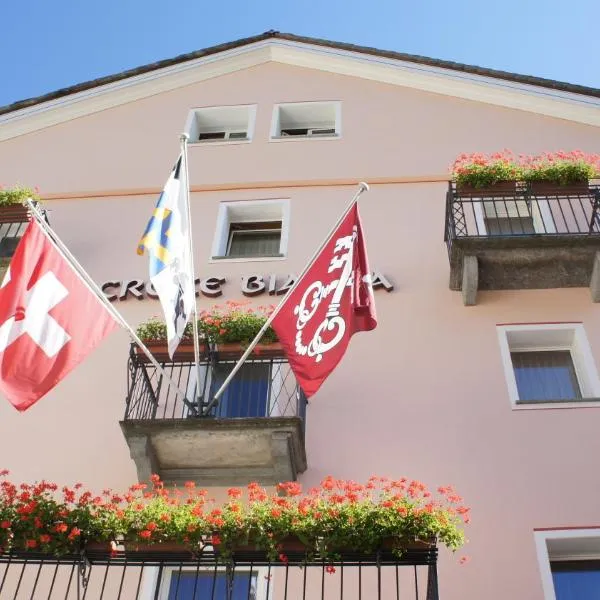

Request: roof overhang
left=1, top=37, right=599, bottom=141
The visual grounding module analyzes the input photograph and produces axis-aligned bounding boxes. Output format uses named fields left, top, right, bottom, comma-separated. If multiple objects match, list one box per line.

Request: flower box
left=123, top=542, right=194, bottom=557
left=528, top=180, right=590, bottom=195
left=379, top=537, right=436, bottom=551
left=456, top=180, right=518, bottom=196
left=135, top=340, right=208, bottom=361
left=84, top=541, right=116, bottom=556
left=0, top=203, right=29, bottom=224
left=215, top=341, right=285, bottom=359
left=219, top=535, right=307, bottom=554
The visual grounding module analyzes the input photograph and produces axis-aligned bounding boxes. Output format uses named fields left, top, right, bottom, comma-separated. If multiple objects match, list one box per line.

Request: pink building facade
left=0, top=32, right=599, bottom=599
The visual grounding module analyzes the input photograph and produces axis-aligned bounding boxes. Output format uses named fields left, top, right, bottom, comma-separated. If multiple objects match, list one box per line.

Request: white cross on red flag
left=0, top=220, right=117, bottom=411
left=271, top=202, right=377, bottom=397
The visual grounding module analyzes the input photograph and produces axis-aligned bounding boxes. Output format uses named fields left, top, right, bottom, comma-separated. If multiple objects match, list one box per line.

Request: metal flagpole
left=179, top=133, right=204, bottom=406
left=24, top=199, right=197, bottom=412
left=203, top=181, right=370, bottom=415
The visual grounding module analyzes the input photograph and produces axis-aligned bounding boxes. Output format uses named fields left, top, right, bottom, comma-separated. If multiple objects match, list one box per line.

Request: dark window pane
left=198, top=132, right=226, bottom=141
left=552, top=561, right=600, bottom=600
left=280, top=128, right=309, bottom=136
left=485, top=216, right=535, bottom=235
left=227, top=231, right=281, bottom=257
left=211, top=362, right=270, bottom=418
left=168, top=571, right=257, bottom=599
left=511, top=351, right=581, bottom=402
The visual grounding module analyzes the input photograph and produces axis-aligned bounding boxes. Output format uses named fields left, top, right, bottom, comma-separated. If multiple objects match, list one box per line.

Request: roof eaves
left=1, top=30, right=598, bottom=117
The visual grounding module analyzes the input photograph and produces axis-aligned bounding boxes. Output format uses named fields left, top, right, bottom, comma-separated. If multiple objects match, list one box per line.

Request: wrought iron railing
left=0, top=547, right=439, bottom=600
left=445, top=182, right=600, bottom=256
left=124, top=346, right=307, bottom=424
left=0, top=201, right=48, bottom=268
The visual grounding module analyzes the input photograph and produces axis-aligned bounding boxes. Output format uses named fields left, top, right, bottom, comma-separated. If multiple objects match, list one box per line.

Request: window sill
left=513, top=398, right=600, bottom=410
left=209, top=254, right=286, bottom=264
left=269, top=135, right=340, bottom=142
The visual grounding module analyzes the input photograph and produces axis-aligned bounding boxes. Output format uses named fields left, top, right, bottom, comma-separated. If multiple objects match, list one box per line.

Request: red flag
left=0, top=220, right=117, bottom=411
left=271, top=202, right=376, bottom=397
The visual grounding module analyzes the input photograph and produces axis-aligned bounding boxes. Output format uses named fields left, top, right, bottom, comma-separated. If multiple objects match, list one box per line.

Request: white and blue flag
left=137, top=155, right=194, bottom=357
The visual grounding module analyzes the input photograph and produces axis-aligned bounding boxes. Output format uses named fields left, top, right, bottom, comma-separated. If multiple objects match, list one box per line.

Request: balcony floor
left=449, top=234, right=600, bottom=292
left=120, top=416, right=307, bottom=486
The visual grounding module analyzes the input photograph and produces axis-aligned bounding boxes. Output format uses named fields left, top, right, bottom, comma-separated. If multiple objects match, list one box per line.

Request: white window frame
left=497, top=323, right=600, bottom=409
left=184, top=105, right=257, bottom=146
left=535, top=528, right=600, bottom=600
left=142, top=564, right=271, bottom=600
left=210, top=199, right=290, bottom=263
left=270, top=101, right=341, bottom=141
left=473, top=199, right=556, bottom=235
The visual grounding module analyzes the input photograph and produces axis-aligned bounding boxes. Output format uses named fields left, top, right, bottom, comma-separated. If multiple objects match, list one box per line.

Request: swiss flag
left=0, top=220, right=117, bottom=411
left=271, top=202, right=377, bottom=397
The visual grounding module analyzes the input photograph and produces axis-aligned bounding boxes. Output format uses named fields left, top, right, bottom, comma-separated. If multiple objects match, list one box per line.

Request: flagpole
left=204, top=181, right=370, bottom=415
left=179, top=133, right=203, bottom=405
left=24, top=199, right=198, bottom=413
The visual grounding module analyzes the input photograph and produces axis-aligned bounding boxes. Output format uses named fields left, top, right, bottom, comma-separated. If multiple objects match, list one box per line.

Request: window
left=155, top=567, right=267, bottom=600
left=552, top=561, right=600, bottom=599
left=184, top=105, right=256, bottom=144
left=168, top=571, right=257, bottom=600
left=210, top=362, right=272, bottom=418
left=535, top=529, right=600, bottom=600
left=271, top=102, right=341, bottom=139
left=227, top=221, right=282, bottom=258
left=198, top=131, right=248, bottom=142
left=211, top=200, right=290, bottom=261
left=497, top=324, right=600, bottom=407
left=474, top=199, right=555, bottom=235
left=483, top=200, right=535, bottom=234
left=511, top=351, right=582, bottom=402
left=182, top=359, right=297, bottom=419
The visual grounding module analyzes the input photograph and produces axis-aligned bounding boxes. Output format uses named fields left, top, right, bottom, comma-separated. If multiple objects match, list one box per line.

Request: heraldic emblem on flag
left=138, top=155, right=195, bottom=358
left=0, top=220, right=117, bottom=411
left=271, top=201, right=377, bottom=398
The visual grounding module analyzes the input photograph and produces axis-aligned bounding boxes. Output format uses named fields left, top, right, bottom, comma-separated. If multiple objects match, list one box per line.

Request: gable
left=1, top=37, right=599, bottom=143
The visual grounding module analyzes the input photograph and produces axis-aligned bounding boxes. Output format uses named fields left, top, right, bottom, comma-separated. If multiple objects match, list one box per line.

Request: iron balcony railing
left=0, top=547, right=439, bottom=600
left=445, top=182, right=600, bottom=256
left=124, top=345, right=307, bottom=424
left=0, top=201, right=48, bottom=270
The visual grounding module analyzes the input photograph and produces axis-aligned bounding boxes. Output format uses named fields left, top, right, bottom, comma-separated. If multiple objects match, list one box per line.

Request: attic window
left=185, top=105, right=256, bottom=144
left=271, top=102, right=341, bottom=140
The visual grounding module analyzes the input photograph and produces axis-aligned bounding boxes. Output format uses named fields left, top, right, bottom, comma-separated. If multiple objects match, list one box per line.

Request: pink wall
left=0, top=62, right=598, bottom=193
left=0, top=60, right=599, bottom=599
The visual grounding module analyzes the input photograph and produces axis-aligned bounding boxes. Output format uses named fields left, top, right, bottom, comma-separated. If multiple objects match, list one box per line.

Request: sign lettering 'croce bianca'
left=101, top=272, right=393, bottom=302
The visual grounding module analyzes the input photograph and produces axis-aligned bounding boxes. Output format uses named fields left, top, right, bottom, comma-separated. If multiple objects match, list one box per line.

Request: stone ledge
left=448, top=236, right=600, bottom=302
left=120, top=417, right=307, bottom=486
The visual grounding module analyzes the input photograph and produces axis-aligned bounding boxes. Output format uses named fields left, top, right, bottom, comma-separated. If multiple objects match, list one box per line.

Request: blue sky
left=1, top=0, right=599, bottom=107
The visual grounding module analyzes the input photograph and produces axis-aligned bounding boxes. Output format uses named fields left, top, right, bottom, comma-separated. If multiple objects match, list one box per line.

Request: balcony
left=0, top=201, right=47, bottom=276
left=445, top=183, right=600, bottom=305
left=0, top=546, right=439, bottom=600
left=120, top=345, right=307, bottom=486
